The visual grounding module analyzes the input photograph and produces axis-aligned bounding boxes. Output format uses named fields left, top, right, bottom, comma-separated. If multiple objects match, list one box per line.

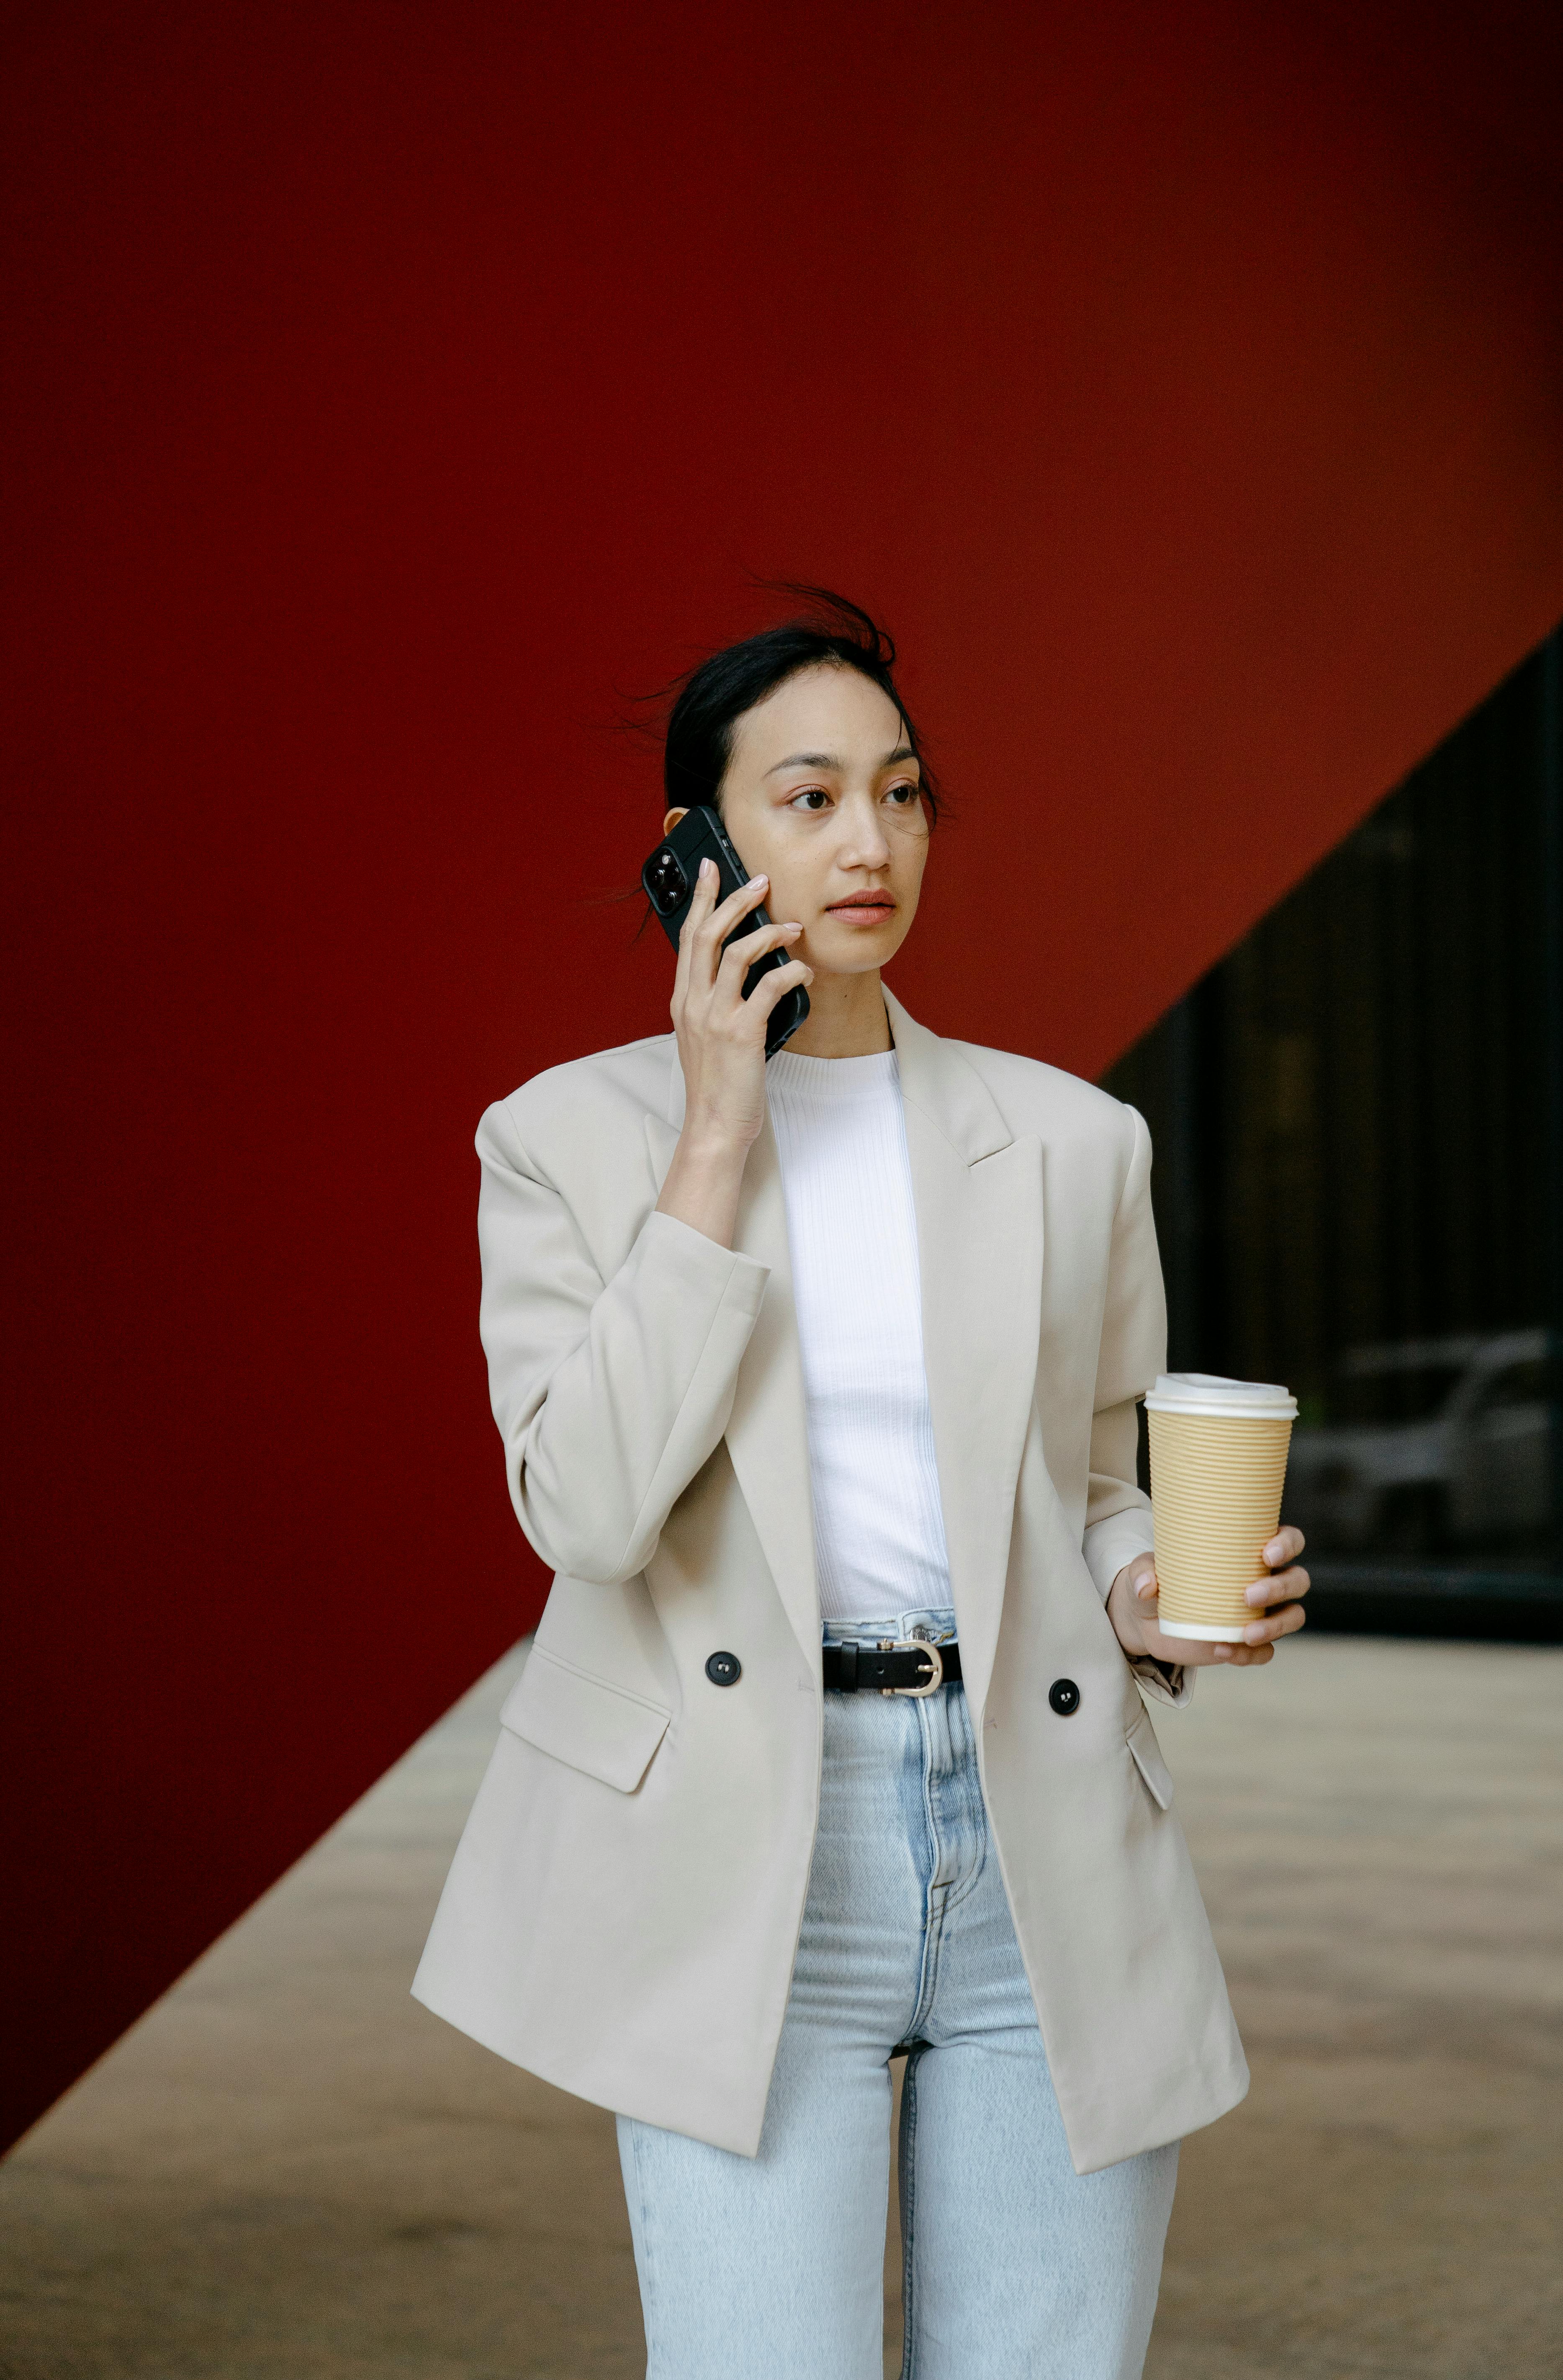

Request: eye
left=789, top=787, right=832, bottom=811
left=884, top=781, right=920, bottom=806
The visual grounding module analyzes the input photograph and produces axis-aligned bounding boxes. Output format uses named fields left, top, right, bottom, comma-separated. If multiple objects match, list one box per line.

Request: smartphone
left=642, top=805, right=810, bottom=1058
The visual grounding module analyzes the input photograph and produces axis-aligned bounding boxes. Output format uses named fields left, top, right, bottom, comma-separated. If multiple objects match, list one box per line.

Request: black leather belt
left=822, top=1636, right=961, bottom=1695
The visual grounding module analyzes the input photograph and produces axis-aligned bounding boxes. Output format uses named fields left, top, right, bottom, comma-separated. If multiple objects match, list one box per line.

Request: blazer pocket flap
left=499, top=1648, right=671, bottom=1794
left=1126, top=1708, right=1175, bottom=1810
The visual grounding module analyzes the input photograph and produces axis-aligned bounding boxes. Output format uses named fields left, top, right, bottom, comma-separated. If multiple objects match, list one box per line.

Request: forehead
left=729, top=663, right=906, bottom=766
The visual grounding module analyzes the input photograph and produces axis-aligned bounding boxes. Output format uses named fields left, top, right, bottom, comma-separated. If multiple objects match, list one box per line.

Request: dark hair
left=662, top=586, right=939, bottom=821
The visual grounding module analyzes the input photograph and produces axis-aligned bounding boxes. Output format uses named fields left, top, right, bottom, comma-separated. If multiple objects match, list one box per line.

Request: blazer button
left=705, top=1650, right=742, bottom=1687
left=1048, top=1677, right=1080, bottom=1716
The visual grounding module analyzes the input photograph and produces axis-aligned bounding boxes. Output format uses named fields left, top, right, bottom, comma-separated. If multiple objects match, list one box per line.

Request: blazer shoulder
left=949, top=1038, right=1143, bottom=1152
left=479, top=1033, right=676, bottom=1174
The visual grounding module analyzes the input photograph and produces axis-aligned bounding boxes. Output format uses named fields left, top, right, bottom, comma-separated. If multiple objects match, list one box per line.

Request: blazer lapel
left=885, top=992, right=1044, bottom=1718
left=645, top=1060, right=820, bottom=1672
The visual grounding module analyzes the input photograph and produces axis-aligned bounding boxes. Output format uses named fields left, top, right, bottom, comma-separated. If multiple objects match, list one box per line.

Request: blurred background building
left=1106, top=629, right=1563, bottom=1638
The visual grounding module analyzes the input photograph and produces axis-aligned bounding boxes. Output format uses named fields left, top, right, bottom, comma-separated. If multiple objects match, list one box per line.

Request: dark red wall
left=5, top=0, right=1562, bottom=2148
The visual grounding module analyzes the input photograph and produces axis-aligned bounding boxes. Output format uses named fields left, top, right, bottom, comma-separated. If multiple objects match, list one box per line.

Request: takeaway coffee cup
left=1143, top=1373, right=1299, bottom=1641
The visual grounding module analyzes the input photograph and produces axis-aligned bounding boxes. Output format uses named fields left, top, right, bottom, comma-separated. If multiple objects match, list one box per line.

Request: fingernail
left=1214, top=1644, right=1231, bottom=1660
left=1246, top=1584, right=1266, bottom=1603
left=747, top=873, right=767, bottom=888
left=699, top=859, right=715, bottom=878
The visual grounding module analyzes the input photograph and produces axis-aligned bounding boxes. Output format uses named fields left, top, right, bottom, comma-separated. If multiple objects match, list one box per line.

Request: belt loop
left=838, top=1640, right=859, bottom=1692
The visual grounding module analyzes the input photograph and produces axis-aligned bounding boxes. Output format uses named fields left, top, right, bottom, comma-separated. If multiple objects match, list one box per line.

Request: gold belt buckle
left=879, top=1633, right=944, bottom=1697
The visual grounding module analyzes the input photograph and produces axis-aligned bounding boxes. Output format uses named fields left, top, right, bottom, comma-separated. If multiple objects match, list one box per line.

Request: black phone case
left=641, top=805, right=810, bottom=1058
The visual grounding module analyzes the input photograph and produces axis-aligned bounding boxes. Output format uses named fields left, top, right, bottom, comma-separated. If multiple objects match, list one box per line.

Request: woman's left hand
left=1106, top=1526, right=1309, bottom=1668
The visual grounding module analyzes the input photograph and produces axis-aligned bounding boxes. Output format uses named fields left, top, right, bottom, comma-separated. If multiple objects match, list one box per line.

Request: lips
left=826, top=891, right=896, bottom=918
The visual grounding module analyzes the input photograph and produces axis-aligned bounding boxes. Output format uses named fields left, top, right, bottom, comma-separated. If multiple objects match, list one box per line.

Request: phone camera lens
left=646, top=848, right=686, bottom=912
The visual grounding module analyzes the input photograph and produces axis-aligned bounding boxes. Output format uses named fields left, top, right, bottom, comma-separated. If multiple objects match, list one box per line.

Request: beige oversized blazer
left=413, top=990, right=1248, bottom=2174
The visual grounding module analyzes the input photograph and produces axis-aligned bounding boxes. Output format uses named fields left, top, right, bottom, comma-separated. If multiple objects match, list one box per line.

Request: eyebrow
left=764, top=744, right=919, bottom=777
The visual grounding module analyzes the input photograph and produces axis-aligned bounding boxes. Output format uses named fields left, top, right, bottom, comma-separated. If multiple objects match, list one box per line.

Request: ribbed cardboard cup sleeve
left=1147, top=1409, right=1294, bottom=1640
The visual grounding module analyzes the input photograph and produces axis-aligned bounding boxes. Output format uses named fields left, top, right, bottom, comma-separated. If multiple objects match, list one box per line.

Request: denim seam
left=627, top=2120, right=663, bottom=2378
left=908, top=1700, right=948, bottom=2039
left=898, top=2046, right=922, bottom=2380
left=938, top=1690, right=993, bottom=1919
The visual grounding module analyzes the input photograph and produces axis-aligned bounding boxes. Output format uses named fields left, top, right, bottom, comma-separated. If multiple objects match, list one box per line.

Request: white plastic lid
left=1142, top=1370, right=1298, bottom=1419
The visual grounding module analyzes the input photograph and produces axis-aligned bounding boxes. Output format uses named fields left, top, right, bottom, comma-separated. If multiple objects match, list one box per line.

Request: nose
left=838, top=791, right=892, bottom=868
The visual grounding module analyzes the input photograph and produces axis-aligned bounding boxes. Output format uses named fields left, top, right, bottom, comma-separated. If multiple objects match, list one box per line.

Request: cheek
left=896, top=833, right=931, bottom=904
left=720, top=805, right=790, bottom=889
left=763, top=860, right=817, bottom=925
left=723, top=817, right=809, bottom=915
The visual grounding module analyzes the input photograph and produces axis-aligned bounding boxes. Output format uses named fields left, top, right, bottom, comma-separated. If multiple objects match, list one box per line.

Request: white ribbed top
left=766, top=1047, right=953, bottom=1622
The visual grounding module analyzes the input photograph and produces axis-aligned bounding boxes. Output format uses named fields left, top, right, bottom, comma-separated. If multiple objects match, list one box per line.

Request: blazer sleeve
left=1079, top=1102, right=1190, bottom=1708
left=476, top=1096, right=771, bottom=1585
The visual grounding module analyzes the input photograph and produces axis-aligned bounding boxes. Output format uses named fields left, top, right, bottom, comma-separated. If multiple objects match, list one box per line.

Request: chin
left=812, top=926, right=903, bottom=971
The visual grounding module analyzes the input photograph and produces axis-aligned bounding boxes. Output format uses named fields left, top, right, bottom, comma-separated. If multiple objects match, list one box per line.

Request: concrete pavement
left=3, top=1633, right=1559, bottom=2378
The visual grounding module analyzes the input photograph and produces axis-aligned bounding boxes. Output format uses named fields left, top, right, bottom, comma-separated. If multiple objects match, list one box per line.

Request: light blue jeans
left=618, top=1608, right=1178, bottom=2379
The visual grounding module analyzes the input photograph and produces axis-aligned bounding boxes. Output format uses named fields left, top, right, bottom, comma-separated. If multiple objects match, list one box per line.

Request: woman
left=414, top=593, right=1309, bottom=2378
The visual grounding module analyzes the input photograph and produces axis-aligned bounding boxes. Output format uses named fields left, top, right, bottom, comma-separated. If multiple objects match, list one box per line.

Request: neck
left=785, top=968, right=892, bottom=1059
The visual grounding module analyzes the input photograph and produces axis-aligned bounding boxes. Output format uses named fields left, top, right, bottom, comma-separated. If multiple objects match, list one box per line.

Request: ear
left=662, top=807, right=688, bottom=836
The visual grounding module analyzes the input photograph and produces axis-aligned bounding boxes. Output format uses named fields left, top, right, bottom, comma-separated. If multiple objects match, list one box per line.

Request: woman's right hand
left=656, top=861, right=812, bottom=1247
